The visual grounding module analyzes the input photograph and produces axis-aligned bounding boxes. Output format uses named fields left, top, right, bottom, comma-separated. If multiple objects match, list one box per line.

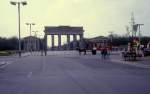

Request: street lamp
left=26, top=23, right=35, bottom=52
left=108, top=31, right=114, bottom=43
left=32, top=30, right=38, bottom=51
left=10, top=1, right=27, bottom=58
left=38, top=35, right=44, bottom=56
left=137, top=24, right=144, bottom=44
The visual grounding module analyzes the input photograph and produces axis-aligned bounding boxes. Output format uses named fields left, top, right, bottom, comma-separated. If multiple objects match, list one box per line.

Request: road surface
left=0, top=51, right=150, bottom=94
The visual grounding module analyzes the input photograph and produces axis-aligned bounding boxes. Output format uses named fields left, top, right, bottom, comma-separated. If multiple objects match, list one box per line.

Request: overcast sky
left=0, top=0, right=150, bottom=38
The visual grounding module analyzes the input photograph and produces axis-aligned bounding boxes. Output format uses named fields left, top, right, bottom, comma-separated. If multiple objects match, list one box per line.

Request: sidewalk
left=0, top=56, right=20, bottom=68
left=11, top=52, right=31, bottom=57
left=110, top=51, right=150, bottom=69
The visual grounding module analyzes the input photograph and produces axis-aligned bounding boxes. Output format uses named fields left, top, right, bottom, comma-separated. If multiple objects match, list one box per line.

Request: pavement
left=0, top=52, right=32, bottom=68
left=0, top=51, right=150, bottom=94
left=0, top=56, right=18, bottom=68
left=110, top=51, right=150, bottom=69
left=1, top=51, right=150, bottom=69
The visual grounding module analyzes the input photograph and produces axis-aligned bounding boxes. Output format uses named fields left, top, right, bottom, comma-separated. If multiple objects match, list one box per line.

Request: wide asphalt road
left=0, top=52, right=150, bottom=94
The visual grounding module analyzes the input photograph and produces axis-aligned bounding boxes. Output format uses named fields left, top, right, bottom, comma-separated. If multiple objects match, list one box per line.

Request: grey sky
left=0, top=0, right=149, bottom=38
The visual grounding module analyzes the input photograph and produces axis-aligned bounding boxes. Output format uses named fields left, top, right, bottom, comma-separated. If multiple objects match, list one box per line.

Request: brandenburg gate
left=44, top=26, right=84, bottom=50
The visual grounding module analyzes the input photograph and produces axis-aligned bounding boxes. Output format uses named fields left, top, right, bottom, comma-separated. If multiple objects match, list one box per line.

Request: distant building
left=85, top=36, right=109, bottom=50
left=22, top=36, right=41, bottom=51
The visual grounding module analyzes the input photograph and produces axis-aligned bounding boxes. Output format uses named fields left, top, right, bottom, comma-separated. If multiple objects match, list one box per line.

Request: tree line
left=0, top=37, right=18, bottom=50
left=110, top=36, right=150, bottom=46
left=0, top=36, right=150, bottom=51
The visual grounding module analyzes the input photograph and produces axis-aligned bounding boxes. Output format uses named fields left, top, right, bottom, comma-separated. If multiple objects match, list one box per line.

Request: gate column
left=51, top=34, right=54, bottom=50
left=73, top=34, right=77, bottom=49
left=58, top=34, right=61, bottom=50
left=67, top=35, right=70, bottom=50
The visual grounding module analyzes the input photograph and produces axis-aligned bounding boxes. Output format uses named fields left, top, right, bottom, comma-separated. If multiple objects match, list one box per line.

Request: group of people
left=77, top=47, right=110, bottom=59
left=101, top=47, right=110, bottom=59
left=77, top=48, right=87, bottom=55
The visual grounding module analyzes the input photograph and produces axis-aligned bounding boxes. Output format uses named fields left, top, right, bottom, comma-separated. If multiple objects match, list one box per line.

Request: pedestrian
left=78, top=48, right=81, bottom=55
left=103, top=48, right=108, bottom=59
left=41, top=49, right=43, bottom=56
left=106, top=47, right=110, bottom=59
left=92, top=46, right=97, bottom=55
left=84, top=48, right=87, bottom=55
left=44, top=50, right=47, bottom=56
left=101, top=47, right=107, bottom=59
left=101, top=48, right=105, bottom=59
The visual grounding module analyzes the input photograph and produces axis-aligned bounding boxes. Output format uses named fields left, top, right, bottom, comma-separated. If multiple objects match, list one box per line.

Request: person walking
left=104, top=48, right=108, bottom=59
left=84, top=48, right=87, bottom=55
left=101, top=48, right=104, bottom=59
left=92, top=46, right=97, bottom=55
left=101, top=47, right=107, bottom=59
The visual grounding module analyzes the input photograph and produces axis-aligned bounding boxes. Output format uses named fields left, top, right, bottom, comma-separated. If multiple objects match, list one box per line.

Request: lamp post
left=10, top=1, right=27, bottom=58
left=109, top=31, right=114, bottom=43
left=108, top=31, right=114, bottom=51
left=32, top=31, right=38, bottom=51
left=38, top=35, right=44, bottom=56
left=26, top=23, right=35, bottom=52
left=137, top=24, right=144, bottom=44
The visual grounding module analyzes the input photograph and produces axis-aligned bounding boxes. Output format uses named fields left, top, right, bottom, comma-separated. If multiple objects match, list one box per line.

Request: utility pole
left=108, top=31, right=114, bottom=50
left=131, top=12, right=135, bottom=38
left=125, top=26, right=130, bottom=43
left=109, top=31, right=114, bottom=43
left=137, top=24, right=144, bottom=44
left=38, top=35, right=44, bottom=56
left=26, top=23, right=35, bottom=52
left=10, top=1, right=27, bottom=58
left=32, top=31, right=38, bottom=51
left=125, top=26, right=130, bottom=37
